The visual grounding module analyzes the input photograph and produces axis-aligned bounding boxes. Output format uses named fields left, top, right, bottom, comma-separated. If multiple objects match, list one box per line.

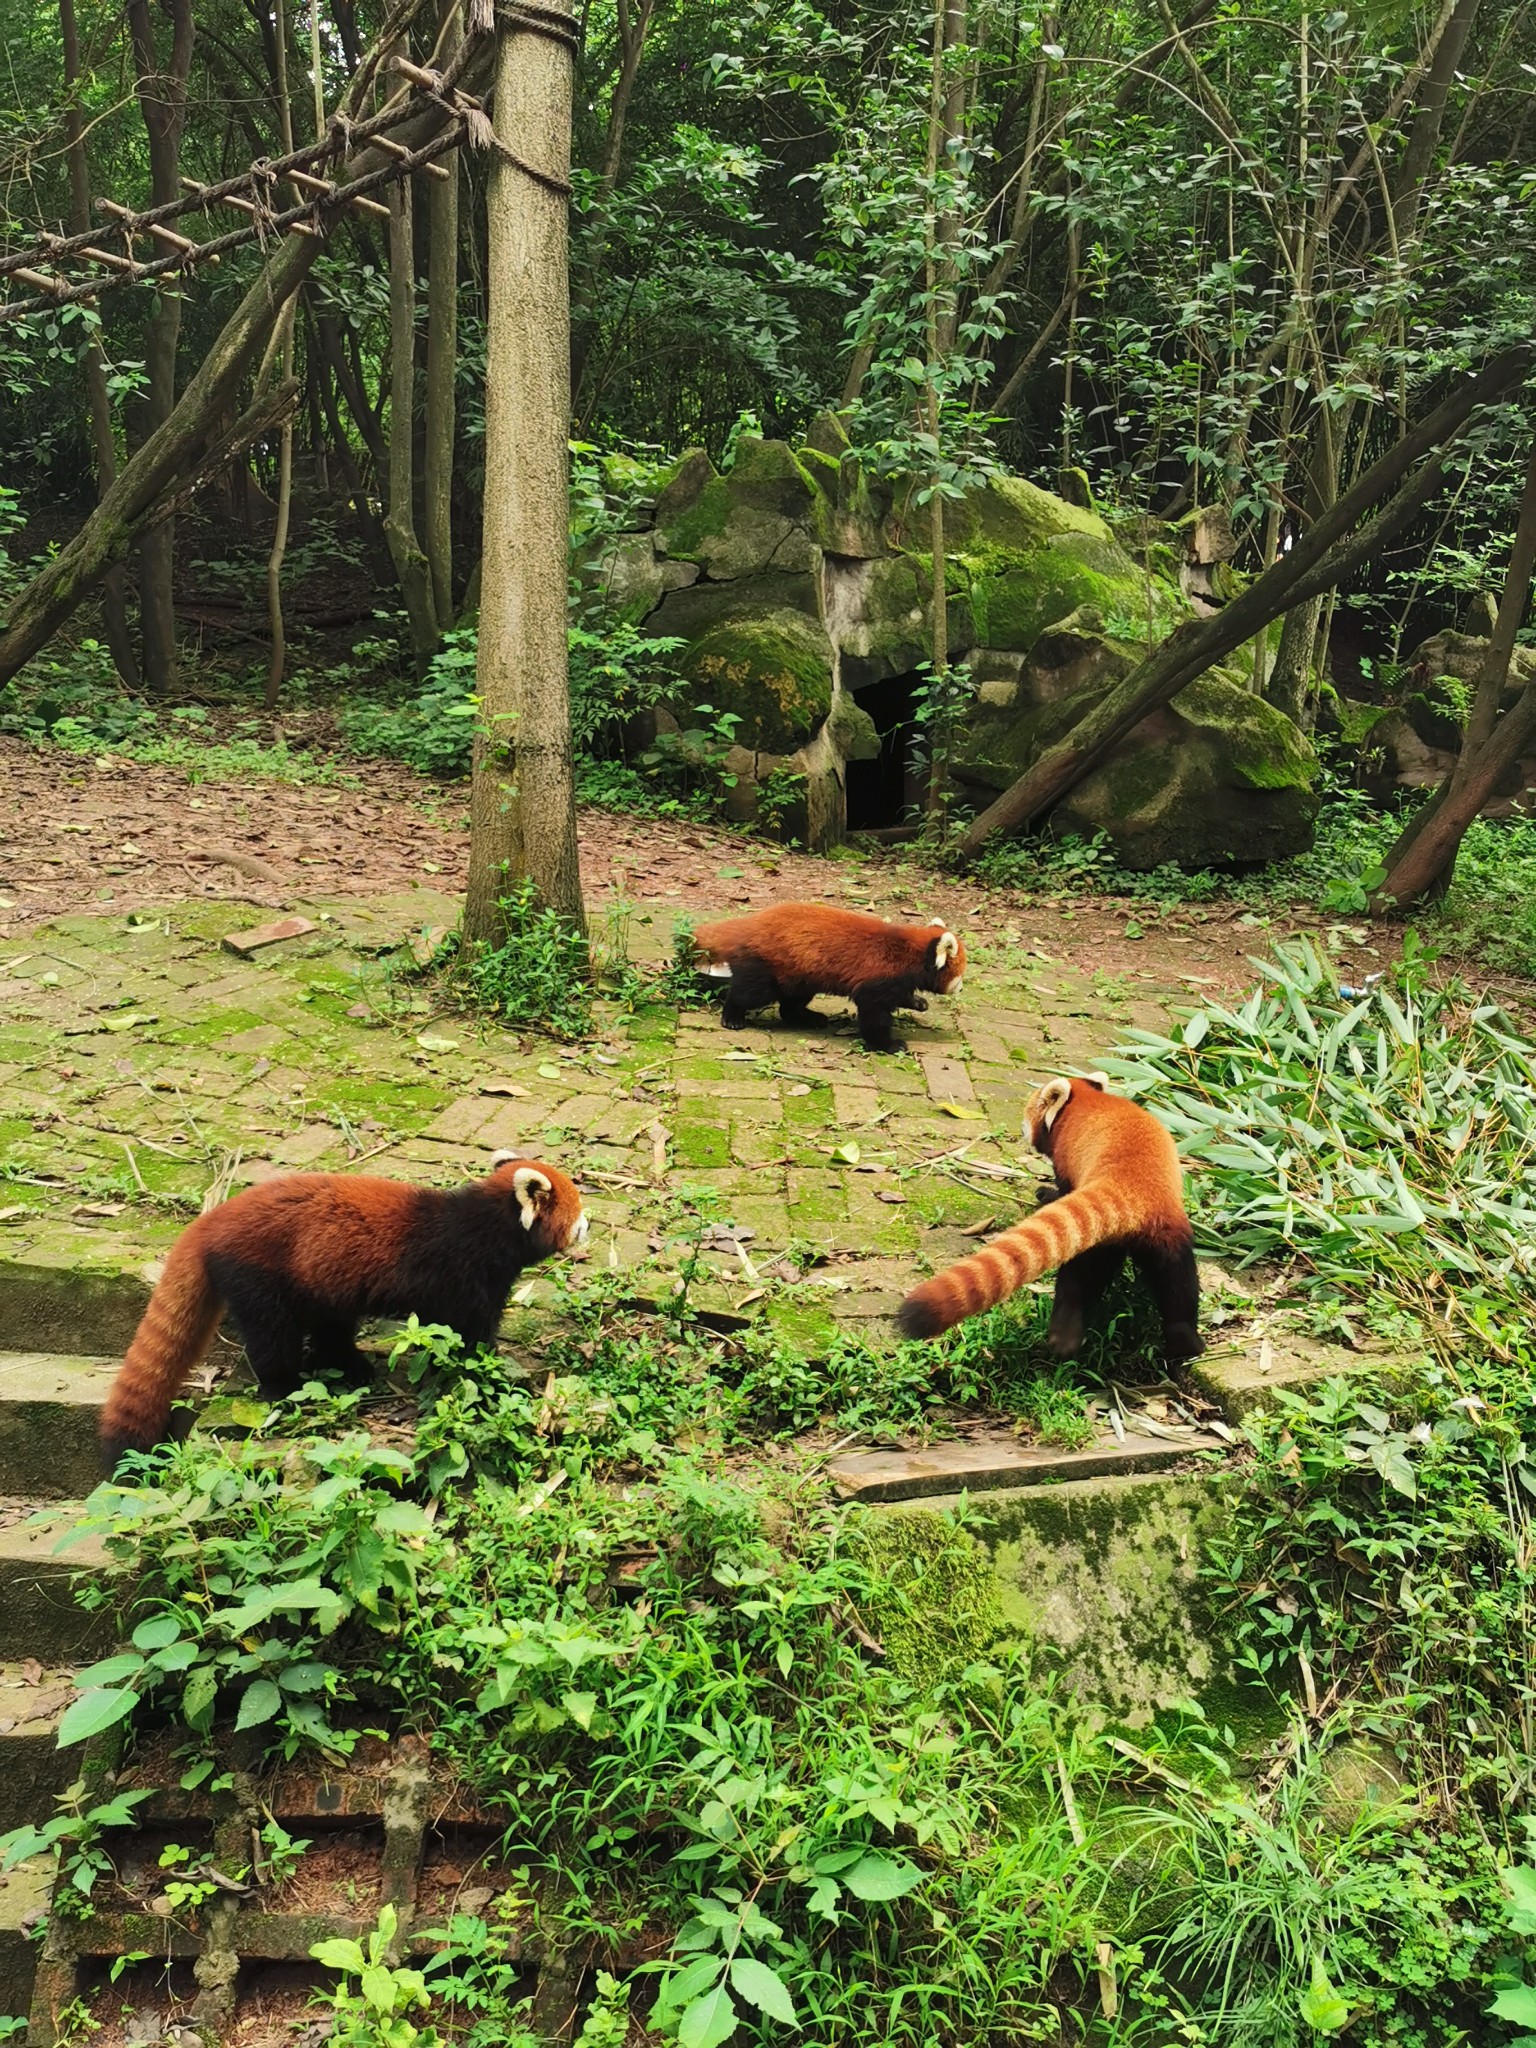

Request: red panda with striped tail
left=897, top=1074, right=1201, bottom=1359
left=691, top=902, right=966, bottom=1052
left=100, top=1154, right=587, bottom=1465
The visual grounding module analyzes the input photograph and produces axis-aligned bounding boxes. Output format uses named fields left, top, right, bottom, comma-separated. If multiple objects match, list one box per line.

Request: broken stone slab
left=0, top=1662, right=80, bottom=1835
left=829, top=1426, right=1226, bottom=1502
left=221, top=915, right=317, bottom=956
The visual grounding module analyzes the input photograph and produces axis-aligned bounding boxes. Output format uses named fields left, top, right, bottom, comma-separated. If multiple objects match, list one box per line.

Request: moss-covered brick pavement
left=0, top=887, right=1189, bottom=1357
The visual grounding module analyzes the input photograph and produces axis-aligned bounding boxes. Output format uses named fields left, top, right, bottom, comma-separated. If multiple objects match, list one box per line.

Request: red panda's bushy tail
left=100, top=1225, right=223, bottom=1462
left=896, top=1183, right=1132, bottom=1339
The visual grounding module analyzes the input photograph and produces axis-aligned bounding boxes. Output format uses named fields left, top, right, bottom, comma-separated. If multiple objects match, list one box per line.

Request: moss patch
left=680, top=611, right=834, bottom=754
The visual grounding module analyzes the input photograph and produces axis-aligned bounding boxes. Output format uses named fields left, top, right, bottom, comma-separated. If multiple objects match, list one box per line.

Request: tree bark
left=1371, top=435, right=1536, bottom=909
left=1392, top=0, right=1481, bottom=242
left=423, top=1, right=461, bottom=627
left=0, top=73, right=473, bottom=685
left=60, top=0, right=139, bottom=690
left=955, top=348, right=1532, bottom=857
left=385, top=163, right=441, bottom=669
left=127, top=0, right=194, bottom=693
left=464, top=0, right=587, bottom=950
left=264, top=0, right=298, bottom=710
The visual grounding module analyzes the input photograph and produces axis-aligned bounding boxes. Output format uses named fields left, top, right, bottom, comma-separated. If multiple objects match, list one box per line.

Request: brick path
left=0, top=889, right=1181, bottom=1346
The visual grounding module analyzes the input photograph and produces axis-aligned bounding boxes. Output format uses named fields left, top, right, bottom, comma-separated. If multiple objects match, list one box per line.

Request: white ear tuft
left=934, top=931, right=958, bottom=966
left=1084, top=1071, right=1109, bottom=1090
left=1038, top=1077, right=1072, bottom=1131
left=490, top=1149, right=520, bottom=1169
left=511, top=1165, right=552, bottom=1230
left=928, top=916, right=946, bottom=927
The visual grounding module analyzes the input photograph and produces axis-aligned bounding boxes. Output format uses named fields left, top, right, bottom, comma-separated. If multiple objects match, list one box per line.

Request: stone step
left=0, top=1507, right=112, bottom=1664
left=1191, top=1323, right=1410, bottom=1422
left=0, top=1856, right=51, bottom=2016
left=0, top=1352, right=117, bottom=1499
left=0, top=1663, right=80, bottom=1835
left=829, top=1425, right=1228, bottom=1503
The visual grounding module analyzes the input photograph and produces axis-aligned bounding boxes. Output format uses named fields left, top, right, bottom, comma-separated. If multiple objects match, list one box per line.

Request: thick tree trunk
left=423, top=3, right=461, bottom=626
left=127, top=0, right=194, bottom=693
left=60, top=0, right=139, bottom=690
left=1371, top=435, right=1536, bottom=909
left=464, top=0, right=586, bottom=950
left=385, top=166, right=441, bottom=669
left=955, top=348, right=1531, bottom=857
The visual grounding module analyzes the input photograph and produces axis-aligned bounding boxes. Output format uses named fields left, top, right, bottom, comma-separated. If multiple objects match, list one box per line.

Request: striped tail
left=100, top=1226, right=222, bottom=1464
left=897, top=1184, right=1132, bottom=1340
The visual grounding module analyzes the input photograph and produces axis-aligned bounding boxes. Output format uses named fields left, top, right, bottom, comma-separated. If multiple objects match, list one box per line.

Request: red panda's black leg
left=778, top=982, right=824, bottom=1028
left=1132, top=1238, right=1204, bottom=1360
left=720, top=954, right=779, bottom=1029
left=1048, top=1246, right=1125, bottom=1357
left=306, top=1317, right=372, bottom=1382
left=218, top=1272, right=310, bottom=1399
left=853, top=974, right=913, bottom=1052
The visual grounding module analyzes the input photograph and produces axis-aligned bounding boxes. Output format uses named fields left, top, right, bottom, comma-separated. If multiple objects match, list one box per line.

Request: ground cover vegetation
left=6, top=948, right=1536, bottom=2042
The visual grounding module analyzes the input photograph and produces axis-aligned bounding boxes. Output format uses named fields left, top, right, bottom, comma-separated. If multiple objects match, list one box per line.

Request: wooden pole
left=464, top=0, right=587, bottom=950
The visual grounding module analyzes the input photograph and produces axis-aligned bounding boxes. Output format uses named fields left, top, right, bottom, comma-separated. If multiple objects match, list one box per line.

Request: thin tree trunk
left=385, top=159, right=441, bottom=668
left=1392, top=0, right=1482, bottom=241
left=955, top=347, right=1531, bottom=856
left=1371, top=435, right=1536, bottom=909
left=1267, top=401, right=1351, bottom=725
left=424, top=0, right=461, bottom=626
left=933, top=0, right=968, bottom=359
left=465, top=0, right=586, bottom=949
left=60, top=0, right=139, bottom=689
left=570, top=0, right=656, bottom=403
left=924, top=0, right=950, bottom=817
left=127, top=0, right=194, bottom=693
left=265, top=0, right=298, bottom=710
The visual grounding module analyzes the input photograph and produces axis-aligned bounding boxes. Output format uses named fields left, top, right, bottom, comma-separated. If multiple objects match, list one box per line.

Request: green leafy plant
left=0, top=1786, right=155, bottom=1919
left=311, top=1905, right=438, bottom=2048
left=462, top=879, right=594, bottom=1038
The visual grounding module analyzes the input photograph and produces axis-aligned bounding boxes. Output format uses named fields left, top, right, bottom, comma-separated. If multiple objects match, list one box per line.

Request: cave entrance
left=845, top=670, right=924, bottom=830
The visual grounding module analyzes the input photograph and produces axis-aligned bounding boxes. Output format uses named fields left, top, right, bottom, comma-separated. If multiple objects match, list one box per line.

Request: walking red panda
left=100, top=1153, right=587, bottom=1464
left=897, top=1074, right=1202, bottom=1359
left=691, top=902, right=966, bottom=1052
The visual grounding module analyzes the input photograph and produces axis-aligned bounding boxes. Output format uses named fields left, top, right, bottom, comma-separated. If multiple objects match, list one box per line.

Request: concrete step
left=0, top=1507, right=111, bottom=1664
left=0, top=1352, right=117, bottom=1499
left=1191, top=1322, right=1412, bottom=1421
left=0, top=1856, right=51, bottom=2016
left=829, top=1424, right=1227, bottom=1503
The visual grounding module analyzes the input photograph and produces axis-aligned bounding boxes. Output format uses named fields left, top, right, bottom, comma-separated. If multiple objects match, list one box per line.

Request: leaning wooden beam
left=954, top=345, right=1535, bottom=857
left=0, top=54, right=486, bottom=682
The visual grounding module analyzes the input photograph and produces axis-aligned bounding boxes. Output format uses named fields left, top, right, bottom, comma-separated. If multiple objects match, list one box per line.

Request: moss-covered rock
left=678, top=609, right=834, bottom=754
left=649, top=570, right=821, bottom=645
left=953, top=664, right=1318, bottom=869
left=852, top=1472, right=1282, bottom=1736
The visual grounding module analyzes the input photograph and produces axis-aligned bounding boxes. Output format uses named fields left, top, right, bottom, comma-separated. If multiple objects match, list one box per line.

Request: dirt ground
left=0, top=733, right=1398, bottom=997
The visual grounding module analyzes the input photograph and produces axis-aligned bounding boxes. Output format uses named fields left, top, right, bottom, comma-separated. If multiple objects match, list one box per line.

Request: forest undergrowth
left=9, top=945, right=1536, bottom=2045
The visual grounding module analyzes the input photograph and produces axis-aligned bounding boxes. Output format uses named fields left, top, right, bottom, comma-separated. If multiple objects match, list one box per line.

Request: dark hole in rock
left=230, top=1959, right=339, bottom=2047
left=846, top=670, right=924, bottom=829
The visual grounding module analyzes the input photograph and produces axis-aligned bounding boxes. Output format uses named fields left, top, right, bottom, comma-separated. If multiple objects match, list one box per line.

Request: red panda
left=897, top=1074, right=1201, bottom=1360
left=691, top=903, right=966, bottom=1052
left=100, top=1153, right=587, bottom=1464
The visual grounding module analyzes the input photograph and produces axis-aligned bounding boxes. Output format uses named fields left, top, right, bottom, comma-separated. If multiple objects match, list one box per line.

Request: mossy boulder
left=657, top=438, right=824, bottom=580
left=953, top=664, right=1318, bottom=869
left=677, top=609, right=834, bottom=755
left=649, top=569, right=821, bottom=644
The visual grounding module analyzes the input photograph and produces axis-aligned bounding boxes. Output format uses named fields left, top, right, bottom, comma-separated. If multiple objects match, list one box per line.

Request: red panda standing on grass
left=898, top=1073, right=1202, bottom=1360
left=691, top=903, right=967, bottom=1052
left=100, top=1154, right=587, bottom=1465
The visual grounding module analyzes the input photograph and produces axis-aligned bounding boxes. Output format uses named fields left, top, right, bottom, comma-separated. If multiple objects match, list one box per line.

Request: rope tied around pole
left=493, top=0, right=582, bottom=52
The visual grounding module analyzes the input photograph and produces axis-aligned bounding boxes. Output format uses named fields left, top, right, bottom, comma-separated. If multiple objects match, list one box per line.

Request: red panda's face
left=926, top=925, right=967, bottom=994
left=486, top=1155, right=589, bottom=1252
